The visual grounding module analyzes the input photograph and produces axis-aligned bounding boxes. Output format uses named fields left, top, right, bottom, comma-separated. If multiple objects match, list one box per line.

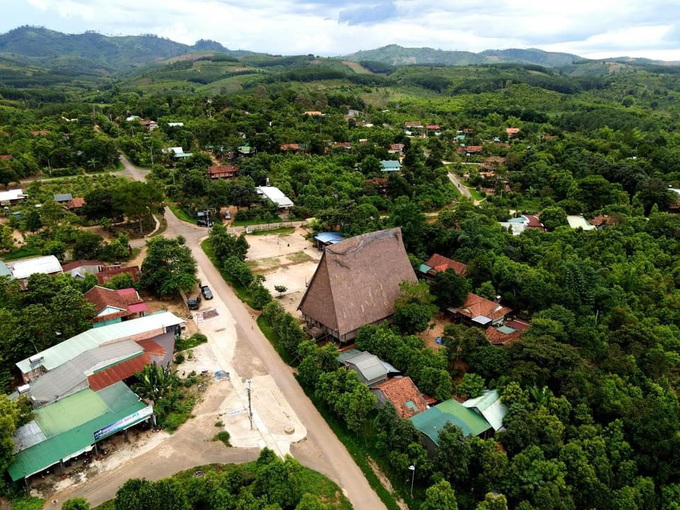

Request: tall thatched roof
left=298, top=228, right=417, bottom=337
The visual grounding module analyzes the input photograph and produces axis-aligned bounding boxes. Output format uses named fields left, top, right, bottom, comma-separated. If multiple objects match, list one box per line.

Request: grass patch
left=516, top=197, right=543, bottom=213
left=175, top=333, right=208, bottom=352
left=150, top=214, right=168, bottom=237
left=212, top=431, right=231, bottom=446
left=257, top=315, right=295, bottom=365
left=11, top=497, right=45, bottom=510
left=167, top=203, right=198, bottom=224
left=286, top=251, right=313, bottom=263
left=201, top=238, right=254, bottom=307
left=466, top=186, right=484, bottom=201
left=249, top=226, right=296, bottom=236
left=2, top=246, right=43, bottom=261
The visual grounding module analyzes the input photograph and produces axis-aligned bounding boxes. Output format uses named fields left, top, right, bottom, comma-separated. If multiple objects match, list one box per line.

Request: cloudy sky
left=3, top=0, right=680, bottom=60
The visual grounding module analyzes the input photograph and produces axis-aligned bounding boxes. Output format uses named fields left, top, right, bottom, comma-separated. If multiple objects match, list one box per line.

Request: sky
left=2, top=0, right=680, bottom=60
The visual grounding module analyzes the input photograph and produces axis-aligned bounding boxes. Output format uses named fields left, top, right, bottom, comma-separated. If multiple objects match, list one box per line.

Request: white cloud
left=5, top=0, right=680, bottom=60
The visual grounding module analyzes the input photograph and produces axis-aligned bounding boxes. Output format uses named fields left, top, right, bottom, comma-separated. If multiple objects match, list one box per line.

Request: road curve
left=126, top=159, right=386, bottom=509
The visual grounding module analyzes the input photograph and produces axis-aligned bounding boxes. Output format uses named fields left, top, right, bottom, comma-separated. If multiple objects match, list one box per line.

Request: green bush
left=174, top=353, right=185, bottom=364
left=212, top=431, right=231, bottom=446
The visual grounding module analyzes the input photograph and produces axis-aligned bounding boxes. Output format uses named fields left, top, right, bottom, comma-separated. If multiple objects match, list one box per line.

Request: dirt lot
left=244, top=228, right=320, bottom=315
left=420, top=313, right=450, bottom=351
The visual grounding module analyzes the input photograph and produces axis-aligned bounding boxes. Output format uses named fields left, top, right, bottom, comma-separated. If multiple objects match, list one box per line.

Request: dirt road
left=55, top=158, right=386, bottom=509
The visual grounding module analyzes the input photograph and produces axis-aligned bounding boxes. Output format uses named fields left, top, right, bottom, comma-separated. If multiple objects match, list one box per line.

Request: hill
left=0, top=26, right=253, bottom=69
left=345, top=44, right=584, bottom=67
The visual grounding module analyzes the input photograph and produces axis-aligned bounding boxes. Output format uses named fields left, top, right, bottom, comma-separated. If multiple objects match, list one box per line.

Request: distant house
left=448, top=293, right=511, bottom=328
left=96, top=265, right=140, bottom=285
left=62, top=260, right=104, bottom=278
left=0, top=154, right=12, bottom=160
left=85, top=286, right=149, bottom=327
left=6, top=256, right=63, bottom=287
left=139, top=120, right=158, bottom=132
left=464, top=146, right=483, bottom=156
left=31, top=130, right=49, bottom=137
left=589, top=215, right=619, bottom=229
left=427, top=125, right=441, bottom=136
left=499, top=214, right=545, bottom=235
left=238, top=144, right=252, bottom=156
left=208, top=164, right=239, bottom=180
left=280, top=143, right=304, bottom=153
left=0, top=189, right=26, bottom=205
left=255, top=186, right=294, bottom=210
left=313, top=232, right=345, bottom=250
left=372, top=376, right=428, bottom=418
left=331, top=142, right=352, bottom=150
left=66, top=197, right=86, bottom=211
left=338, top=349, right=399, bottom=386
left=53, top=193, right=73, bottom=204
left=125, top=115, right=141, bottom=122
left=167, top=122, right=184, bottom=127
left=506, top=127, right=520, bottom=137
left=410, top=399, right=494, bottom=453
left=541, top=135, right=557, bottom=141
left=388, top=143, right=405, bottom=154
left=381, top=160, right=401, bottom=172
left=567, top=215, right=596, bottom=231
left=304, top=111, right=324, bottom=117
left=404, top=121, right=423, bottom=130
left=166, top=146, right=193, bottom=159
left=298, top=228, right=417, bottom=342
left=419, top=254, right=467, bottom=278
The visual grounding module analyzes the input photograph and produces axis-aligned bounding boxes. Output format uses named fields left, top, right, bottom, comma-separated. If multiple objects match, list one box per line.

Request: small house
left=381, top=160, right=401, bottom=173
left=419, top=254, right=467, bottom=278
left=66, top=197, right=86, bottom=211
left=589, top=215, right=619, bottom=229
left=338, top=349, right=399, bottom=386
left=96, top=265, right=140, bottom=285
left=462, top=390, right=507, bottom=432
left=208, top=165, right=239, bottom=180
left=448, top=293, right=511, bottom=328
left=280, top=143, right=303, bottom=153
left=255, top=186, right=294, bottom=210
left=62, top=260, right=104, bottom=278
left=371, top=376, right=428, bottom=418
left=567, top=215, right=596, bottom=231
left=464, top=146, right=483, bottom=156
left=388, top=143, right=405, bottom=154
left=0, top=189, right=26, bottom=205
left=53, top=193, right=73, bottom=204
left=427, top=124, right=441, bottom=136
left=85, top=286, right=149, bottom=327
left=7, top=256, right=63, bottom=287
left=506, top=127, right=520, bottom=137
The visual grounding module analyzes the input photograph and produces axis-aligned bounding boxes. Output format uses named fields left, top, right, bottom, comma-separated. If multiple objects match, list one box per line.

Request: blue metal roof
left=314, top=232, right=345, bottom=244
left=381, top=160, right=401, bottom=172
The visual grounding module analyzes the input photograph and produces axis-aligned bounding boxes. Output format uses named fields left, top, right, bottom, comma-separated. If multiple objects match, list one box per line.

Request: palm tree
left=529, top=385, right=550, bottom=407
left=88, top=158, right=97, bottom=172
left=133, top=363, right=177, bottom=405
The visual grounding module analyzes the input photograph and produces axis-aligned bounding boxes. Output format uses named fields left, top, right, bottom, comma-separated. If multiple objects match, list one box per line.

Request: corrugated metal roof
left=7, top=255, right=62, bottom=280
left=29, top=341, right=143, bottom=404
left=255, top=186, right=294, bottom=208
left=127, top=302, right=149, bottom=313
left=13, top=421, right=46, bottom=453
left=462, top=390, right=507, bottom=431
left=88, top=353, right=150, bottom=391
left=0, top=261, right=11, bottom=277
left=314, top=232, right=345, bottom=244
left=17, top=312, right=183, bottom=374
left=410, top=399, right=492, bottom=445
left=8, top=383, right=147, bottom=481
left=34, top=389, right=109, bottom=438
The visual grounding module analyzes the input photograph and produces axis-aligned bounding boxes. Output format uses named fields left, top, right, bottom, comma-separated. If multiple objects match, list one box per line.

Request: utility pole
left=409, top=465, right=416, bottom=499
left=246, top=379, right=253, bottom=430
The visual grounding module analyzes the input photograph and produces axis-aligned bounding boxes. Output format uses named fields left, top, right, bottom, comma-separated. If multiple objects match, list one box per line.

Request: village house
left=208, top=164, right=239, bottom=180
left=381, top=160, right=401, bottom=173
left=371, top=376, right=428, bottom=419
left=96, top=265, right=140, bottom=285
left=589, top=215, right=620, bottom=229
left=304, top=111, right=324, bottom=117
left=337, top=349, right=399, bottom=386
left=448, top=292, right=512, bottom=328
left=84, top=286, right=149, bottom=327
left=53, top=193, right=73, bottom=204
left=280, top=143, right=305, bottom=153
left=139, top=119, right=158, bottom=132
left=62, top=260, right=104, bottom=278
left=388, top=143, right=405, bottom=155
left=0, top=188, right=27, bottom=205
left=427, top=124, right=442, bottom=136
left=313, top=232, right=345, bottom=250
left=66, top=197, right=86, bottom=212
left=331, top=142, right=352, bottom=150
left=419, top=253, right=467, bottom=278
left=6, top=255, right=63, bottom=288
left=506, top=127, right=520, bottom=137
left=485, top=325, right=523, bottom=346
left=255, top=186, right=294, bottom=211
left=463, top=145, right=484, bottom=156
left=499, top=214, right=545, bottom=235
left=567, top=215, right=596, bottom=231
left=299, top=228, right=417, bottom=342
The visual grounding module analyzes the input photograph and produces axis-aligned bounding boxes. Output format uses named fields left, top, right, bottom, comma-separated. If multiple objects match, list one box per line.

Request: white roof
left=126, top=115, right=140, bottom=121
left=0, top=189, right=26, bottom=203
left=167, top=147, right=183, bottom=154
left=498, top=222, right=526, bottom=236
left=167, top=122, right=184, bottom=127
left=463, top=390, right=507, bottom=431
left=7, top=256, right=62, bottom=280
left=16, top=311, right=184, bottom=374
left=255, top=186, right=294, bottom=208
left=566, top=215, right=596, bottom=231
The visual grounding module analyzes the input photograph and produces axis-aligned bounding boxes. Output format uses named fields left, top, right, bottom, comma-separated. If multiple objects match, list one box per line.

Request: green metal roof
left=410, top=399, right=492, bottom=445
left=418, top=264, right=432, bottom=274
left=16, top=311, right=183, bottom=374
left=9, top=382, right=148, bottom=481
left=380, top=160, right=401, bottom=172
left=0, top=261, right=10, bottom=277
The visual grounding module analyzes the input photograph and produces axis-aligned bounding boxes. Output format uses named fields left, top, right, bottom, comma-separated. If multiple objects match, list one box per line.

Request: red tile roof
left=280, top=143, right=301, bottom=151
left=332, top=142, right=352, bottom=149
left=505, top=319, right=531, bottom=331
left=465, top=146, right=483, bottom=154
left=506, top=127, right=520, bottom=137
left=455, top=293, right=511, bottom=321
left=0, top=154, right=12, bottom=160
left=589, top=215, right=619, bottom=227
left=66, top=197, right=86, bottom=209
left=404, top=121, right=423, bottom=128
left=96, top=266, right=140, bottom=285
left=208, top=164, right=239, bottom=178
left=424, top=254, right=467, bottom=276
left=88, top=353, right=150, bottom=391
left=372, top=376, right=428, bottom=418
left=427, top=124, right=441, bottom=130
left=136, top=339, right=167, bottom=358
left=85, top=286, right=144, bottom=323
left=485, top=327, right=522, bottom=346
left=524, top=215, right=545, bottom=230
left=389, top=143, right=405, bottom=152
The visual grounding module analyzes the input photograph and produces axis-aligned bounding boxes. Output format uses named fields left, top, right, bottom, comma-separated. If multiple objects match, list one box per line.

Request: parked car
left=197, top=219, right=213, bottom=227
left=187, top=293, right=201, bottom=310
left=201, top=284, right=213, bottom=300
left=224, top=211, right=231, bottom=220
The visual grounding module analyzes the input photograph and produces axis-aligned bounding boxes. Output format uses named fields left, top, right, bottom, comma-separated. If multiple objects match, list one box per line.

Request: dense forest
left=3, top=32, right=680, bottom=509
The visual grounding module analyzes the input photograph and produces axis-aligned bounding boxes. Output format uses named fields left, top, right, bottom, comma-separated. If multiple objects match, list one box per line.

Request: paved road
left=447, top=171, right=473, bottom=200
left=55, top=158, right=386, bottom=509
